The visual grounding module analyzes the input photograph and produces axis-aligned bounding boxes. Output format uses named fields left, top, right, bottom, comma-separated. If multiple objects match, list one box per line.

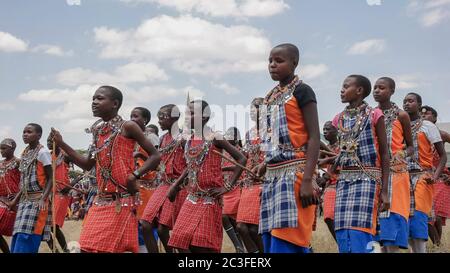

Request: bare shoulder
left=121, top=120, right=142, bottom=137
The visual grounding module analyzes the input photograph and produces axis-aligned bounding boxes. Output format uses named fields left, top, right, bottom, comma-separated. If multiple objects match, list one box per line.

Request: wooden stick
left=51, top=142, right=57, bottom=254
left=212, top=150, right=260, bottom=179
left=320, top=149, right=338, bottom=157
left=55, top=180, right=87, bottom=195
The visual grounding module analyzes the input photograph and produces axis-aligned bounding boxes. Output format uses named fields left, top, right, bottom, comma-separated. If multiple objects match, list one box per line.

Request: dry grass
left=3, top=216, right=449, bottom=253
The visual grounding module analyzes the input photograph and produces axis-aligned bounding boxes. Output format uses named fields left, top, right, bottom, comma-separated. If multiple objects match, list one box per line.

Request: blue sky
left=1, top=0, right=449, bottom=153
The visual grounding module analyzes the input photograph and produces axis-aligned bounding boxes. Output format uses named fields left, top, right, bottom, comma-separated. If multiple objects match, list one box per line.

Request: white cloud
left=56, top=62, right=168, bottom=86
left=396, top=74, right=420, bottom=90
left=407, top=0, right=450, bottom=27
left=119, top=0, right=288, bottom=18
left=347, top=39, right=386, bottom=55
left=300, top=64, right=329, bottom=80
left=212, top=82, right=240, bottom=95
left=94, top=15, right=271, bottom=76
left=0, top=31, right=28, bottom=52
left=18, top=84, right=204, bottom=133
left=32, top=44, right=73, bottom=57
left=67, top=0, right=81, bottom=5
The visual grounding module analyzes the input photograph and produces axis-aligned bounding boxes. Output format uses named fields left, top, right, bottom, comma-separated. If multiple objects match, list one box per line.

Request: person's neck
left=29, top=141, right=39, bottom=149
left=328, top=138, right=337, bottom=146
left=102, top=112, right=118, bottom=122
left=409, top=112, right=420, bottom=121
left=279, top=74, right=296, bottom=88
left=348, top=99, right=364, bottom=109
left=378, top=100, right=392, bottom=111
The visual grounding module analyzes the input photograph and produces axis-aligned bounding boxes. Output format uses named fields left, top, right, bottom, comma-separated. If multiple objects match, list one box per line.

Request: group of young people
left=0, top=43, right=448, bottom=253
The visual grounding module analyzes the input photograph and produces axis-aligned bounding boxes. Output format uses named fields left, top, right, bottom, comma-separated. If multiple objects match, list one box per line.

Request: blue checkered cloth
left=14, top=162, right=52, bottom=241
left=259, top=162, right=301, bottom=234
left=335, top=107, right=379, bottom=230
left=335, top=176, right=378, bottom=231
left=259, top=83, right=305, bottom=234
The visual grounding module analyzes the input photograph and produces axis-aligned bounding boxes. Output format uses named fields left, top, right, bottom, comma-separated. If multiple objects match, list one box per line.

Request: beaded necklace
left=0, top=157, right=19, bottom=195
left=381, top=102, right=400, bottom=131
left=19, top=145, right=42, bottom=173
left=87, top=116, right=127, bottom=193
left=263, top=75, right=301, bottom=106
left=184, top=134, right=213, bottom=194
left=337, top=101, right=371, bottom=153
left=0, top=157, right=19, bottom=177
left=379, top=102, right=400, bottom=158
left=19, top=144, right=43, bottom=194
left=87, top=116, right=124, bottom=159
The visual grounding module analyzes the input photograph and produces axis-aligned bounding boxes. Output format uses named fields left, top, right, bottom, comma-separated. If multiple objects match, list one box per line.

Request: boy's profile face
left=130, top=109, right=146, bottom=131
left=22, top=125, right=41, bottom=145
left=92, top=88, right=117, bottom=118
left=340, top=77, right=361, bottom=103
left=268, top=47, right=297, bottom=82
left=421, top=110, right=437, bottom=123
left=403, top=94, right=420, bottom=114
left=157, top=108, right=173, bottom=131
left=323, top=122, right=337, bottom=142
left=47, top=135, right=54, bottom=150
left=188, top=102, right=207, bottom=130
left=373, top=79, right=393, bottom=103
left=0, top=144, right=14, bottom=158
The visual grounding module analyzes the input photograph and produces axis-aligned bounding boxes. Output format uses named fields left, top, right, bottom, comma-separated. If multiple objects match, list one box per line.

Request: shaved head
left=273, top=43, right=300, bottom=64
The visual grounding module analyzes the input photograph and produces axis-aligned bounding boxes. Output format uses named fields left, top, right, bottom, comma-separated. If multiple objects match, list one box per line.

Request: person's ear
left=356, top=86, right=364, bottom=97
left=112, top=99, right=119, bottom=109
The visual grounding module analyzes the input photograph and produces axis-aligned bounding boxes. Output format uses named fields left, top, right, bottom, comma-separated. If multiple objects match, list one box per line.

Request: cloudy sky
left=1, top=0, right=449, bottom=153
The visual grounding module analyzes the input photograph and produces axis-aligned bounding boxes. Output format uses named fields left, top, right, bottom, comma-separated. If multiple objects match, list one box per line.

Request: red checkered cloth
left=0, top=205, right=16, bottom=236
left=434, top=181, right=450, bottom=218
left=168, top=199, right=223, bottom=252
left=185, top=141, right=224, bottom=191
left=54, top=154, right=70, bottom=191
left=96, top=133, right=135, bottom=193
left=222, top=187, right=241, bottom=218
left=0, top=167, right=20, bottom=197
left=80, top=131, right=139, bottom=252
left=169, top=143, right=224, bottom=252
left=160, top=134, right=187, bottom=179
left=54, top=194, right=71, bottom=227
left=79, top=201, right=138, bottom=253
left=323, top=187, right=336, bottom=221
left=236, top=184, right=262, bottom=225
left=141, top=185, right=188, bottom=229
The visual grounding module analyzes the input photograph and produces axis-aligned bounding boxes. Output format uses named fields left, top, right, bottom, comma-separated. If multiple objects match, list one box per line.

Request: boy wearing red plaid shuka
left=167, top=100, right=247, bottom=253
left=51, top=86, right=161, bottom=253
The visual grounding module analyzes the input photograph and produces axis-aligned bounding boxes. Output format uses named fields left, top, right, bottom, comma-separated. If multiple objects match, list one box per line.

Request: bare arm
left=123, top=121, right=161, bottom=177
left=440, top=130, right=450, bottom=144
left=51, top=128, right=96, bottom=171
left=222, top=166, right=237, bottom=172
left=376, top=118, right=391, bottom=212
left=167, top=169, right=188, bottom=202
left=214, top=138, right=247, bottom=192
left=432, top=142, right=447, bottom=182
